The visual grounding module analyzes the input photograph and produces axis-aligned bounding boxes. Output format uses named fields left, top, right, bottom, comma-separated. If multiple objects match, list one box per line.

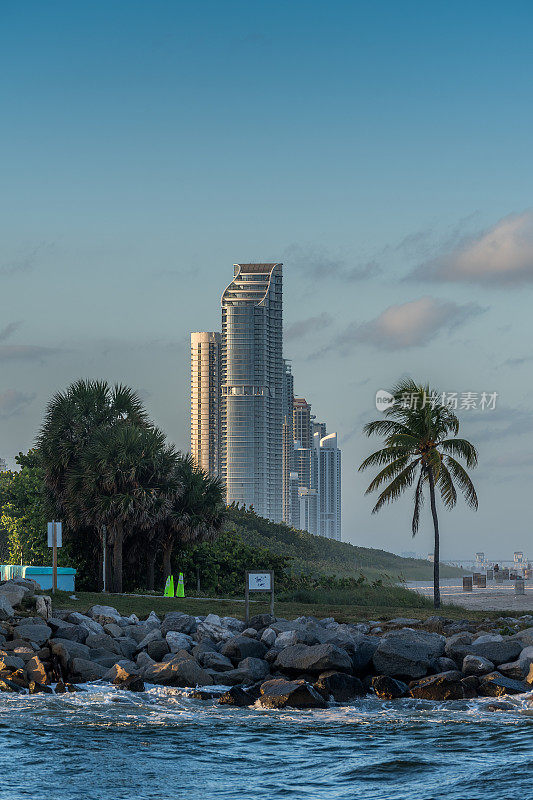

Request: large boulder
left=135, top=629, right=162, bottom=651
left=478, top=671, right=528, bottom=696
left=85, top=633, right=121, bottom=655
left=462, top=655, right=495, bottom=676
left=514, top=627, right=533, bottom=648
left=49, top=638, right=90, bottom=670
left=314, top=671, right=365, bottom=702
left=67, top=613, right=105, bottom=636
left=219, top=686, right=255, bottom=707
left=25, top=656, right=49, bottom=685
left=371, top=675, right=409, bottom=699
left=196, top=619, right=234, bottom=644
left=260, top=628, right=277, bottom=648
left=0, top=654, right=25, bottom=672
left=274, top=644, right=352, bottom=676
left=71, top=658, right=108, bottom=681
left=237, top=657, right=270, bottom=683
left=470, top=637, right=523, bottom=666
left=166, top=631, right=194, bottom=653
left=221, top=636, right=268, bottom=663
left=258, top=678, right=328, bottom=709
left=343, top=635, right=379, bottom=674
left=48, top=619, right=87, bottom=643
left=144, top=655, right=213, bottom=687
left=199, top=651, right=234, bottom=672
left=372, top=630, right=445, bottom=678
left=0, top=595, right=14, bottom=621
left=161, top=612, right=197, bottom=637
left=497, top=659, right=531, bottom=681
left=14, top=623, right=51, bottom=646
left=221, top=617, right=246, bottom=634
left=444, top=632, right=475, bottom=665
left=409, top=671, right=465, bottom=700
left=105, top=663, right=144, bottom=691
left=87, top=605, right=122, bottom=625
left=0, top=581, right=29, bottom=608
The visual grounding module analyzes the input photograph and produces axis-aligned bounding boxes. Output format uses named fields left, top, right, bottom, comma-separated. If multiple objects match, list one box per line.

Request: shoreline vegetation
left=1, top=577, right=532, bottom=708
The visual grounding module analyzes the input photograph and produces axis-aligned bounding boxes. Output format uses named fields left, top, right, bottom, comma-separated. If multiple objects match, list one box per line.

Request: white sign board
left=47, top=521, right=62, bottom=548
left=248, top=572, right=271, bottom=591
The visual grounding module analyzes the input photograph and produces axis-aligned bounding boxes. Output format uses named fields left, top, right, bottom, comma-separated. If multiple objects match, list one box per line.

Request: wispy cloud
left=312, top=296, right=484, bottom=355
left=282, top=244, right=381, bottom=282
left=285, top=312, right=333, bottom=341
left=0, top=389, right=36, bottom=418
left=0, top=345, right=60, bottom=362
left=410, top=210, right=533, bottom=285
left=0, top=321, right=22, bottom=342
left=0, top=243, right=52, bottom=277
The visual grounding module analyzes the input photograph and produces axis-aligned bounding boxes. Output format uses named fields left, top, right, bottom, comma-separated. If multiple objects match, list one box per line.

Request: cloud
left=0, top=345, right=59, bottom=362
left=314, top=296, right=483, bottom=355
left=462, top=406, right=533, bottom=443
left=0, top=243, right=52, bottom=276
left=282, top=244, right=381, bottom=281
left=411, top=210, right=533, bottom=284
left=0, top=321, right=22, bottom=342
left=285, top=313, right=333, bottom=341
left=0, top=389, right=36, bottom=418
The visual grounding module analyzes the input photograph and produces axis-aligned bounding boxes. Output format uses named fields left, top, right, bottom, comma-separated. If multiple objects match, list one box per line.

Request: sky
left=1, top=0, right=533, bottom=560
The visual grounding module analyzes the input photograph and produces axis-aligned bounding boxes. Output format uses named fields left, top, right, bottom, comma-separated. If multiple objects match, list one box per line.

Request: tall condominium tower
left=282, top=360, right=294, bottom=525
left=293, top=397, right=313, bottom=448
left=190, top=332, right=221, bottom=476
left=220, top=263, right=284, bottom=522
left=316, top=431, right=342, bottom=541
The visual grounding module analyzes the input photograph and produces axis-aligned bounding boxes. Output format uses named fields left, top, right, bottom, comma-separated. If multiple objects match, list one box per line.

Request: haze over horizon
left=1, top=1, right=533, bottom=560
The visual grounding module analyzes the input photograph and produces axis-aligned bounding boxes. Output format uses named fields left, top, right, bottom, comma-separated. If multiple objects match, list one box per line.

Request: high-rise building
left=293, top=397, right=313, bottom=449
left=316, top=431, right=342, bottom=541
left=312, top=421, right=327, bottom=440
left=190, top=332, right=221, bottom=476
left=282, top=360, right=294, bottom=525
left=289, top=471, right=300, bottom=529
left=220, top=263, right=284, bottom=521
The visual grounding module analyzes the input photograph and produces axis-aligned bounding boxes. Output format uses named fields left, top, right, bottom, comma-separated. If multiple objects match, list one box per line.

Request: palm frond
left=371, top=460, right=421, bottom=514
left=444, top=455, right=479, bottom=510
left=439, top=438, right=478, bottom=468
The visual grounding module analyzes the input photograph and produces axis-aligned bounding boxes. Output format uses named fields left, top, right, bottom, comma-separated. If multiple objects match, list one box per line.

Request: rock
left=371, top=675, right=409, bottom=699
left=117, top=638, right=137, bottom=660
left=0, top=581, right=29, bottom=608
left=49, top=638, right=90, bottom=670
left=514, top=627, right=533, bottom=647
left=161, top=612, right=197, bottom=636
left=373, top=630, right=446, bottom=678
left=409, top=671, right=465, bottom=700
left=526, top=663, right=533, bottom=686
left=29, top=681, right=53, bottom=694
left=470, top=638, right=523, bottom=666
left=35, top=595, right=52, bottom=620
left=87, top=605, right=122, bottom=624
left=221, top=636, right=268, bottom=663
left=260, top=628, right=277, bottom=648
left=237, top=657, right=270, bottom=682
left=0, top=677, right=24, bottom=693
left=67, top=613, right=104, bottom=635
left=85, top=633, right=121, bottom=655
left=144, top=656, right=213, bottom=687
left=25, top=656, right=49, bottom=685
left=242, top=628, right=258, bottom=639
left=497, top=659, right=531, bottom=681
left=105, top=663, right=144, bottom=691
left=55, top=681, right=81, bottom=693
left=462, top=655, right=495, bottom=676
left=0, top=595, right=15, bottom=621
left=0, top=654, right=25, bottom=671
left=71, top=658, right=108, bottom=681
left=220, top=617, right=245, bottom=633
left=478, top=671, right=528, bottom=696
left=135, top=629, right=162, bottom=651
left=199, top=651, right=234, bottom=672
left=274, top=630, right=299, bottom=648
left=165, top=631, right=194, bottom=653
left=146, top=639, right=170, bottom=661
left=192, top=640, right=219, bottom=660
left=444, top=632, right=475, bottom=665
left=219, top=686, right=254, bottom=706
left=48, top=619, right=87, bottom=643
left=249, top=613, right=275, bottom=631
left=314, top=671, right=365, bottom=702
left=103, top=623, right=123, bottom=638
left=274, top=643, right=352, bottom=676
left=195, top=620, right=234, bottom=644
left=344, top=636, right=379, bottom=674
left=437, top=657, right=459, bottom=672
left=258, top=678, right=328, bottom=709
left=461, top=676, right=479, bottom=698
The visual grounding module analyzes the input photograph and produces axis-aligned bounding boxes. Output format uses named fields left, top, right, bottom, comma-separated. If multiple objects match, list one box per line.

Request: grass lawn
left=46, top=590, right=512, bottom=624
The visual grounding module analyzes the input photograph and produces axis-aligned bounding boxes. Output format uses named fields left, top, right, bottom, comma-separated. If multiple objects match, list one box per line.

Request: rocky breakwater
left=0, top=579, right=532, bottom=708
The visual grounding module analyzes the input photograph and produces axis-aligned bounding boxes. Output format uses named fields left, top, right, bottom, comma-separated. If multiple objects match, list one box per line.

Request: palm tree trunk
left=111, top=525, right=124, bottom=593
left=162, top=541, right=173, bottom=582
left=427, top=467, right=441, bottom=609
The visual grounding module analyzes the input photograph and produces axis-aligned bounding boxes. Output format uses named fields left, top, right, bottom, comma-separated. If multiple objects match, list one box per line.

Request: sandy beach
left=407, top=581, right=533, bottom=612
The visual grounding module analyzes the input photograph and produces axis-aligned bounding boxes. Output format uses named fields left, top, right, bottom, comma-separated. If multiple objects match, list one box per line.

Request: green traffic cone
left=176, top=572, right=184, bottom=598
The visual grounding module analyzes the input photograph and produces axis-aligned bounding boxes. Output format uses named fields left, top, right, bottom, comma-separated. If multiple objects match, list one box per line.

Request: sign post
left=245, top=570, right=274, bottom=626
left=47, top=521, right=62, bottom=594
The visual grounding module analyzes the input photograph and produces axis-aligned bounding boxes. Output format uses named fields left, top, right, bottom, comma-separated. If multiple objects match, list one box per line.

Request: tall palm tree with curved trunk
left=359, top=378, right=478, bottom=608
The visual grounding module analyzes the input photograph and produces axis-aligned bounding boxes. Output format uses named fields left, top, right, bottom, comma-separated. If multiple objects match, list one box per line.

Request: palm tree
left=359, top=378, right=478, bottom=608
left=67, top=423, right=179, bottom=592
left=156, top=455, right=225, bottom=584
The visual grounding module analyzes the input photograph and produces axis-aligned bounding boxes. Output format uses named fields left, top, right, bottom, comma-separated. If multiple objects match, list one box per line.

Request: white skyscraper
left=190, top=332, right=221, bottom=476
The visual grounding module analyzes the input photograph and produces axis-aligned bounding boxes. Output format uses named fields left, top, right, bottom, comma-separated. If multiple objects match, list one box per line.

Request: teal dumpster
left=0, top=565, right=76, bottom=591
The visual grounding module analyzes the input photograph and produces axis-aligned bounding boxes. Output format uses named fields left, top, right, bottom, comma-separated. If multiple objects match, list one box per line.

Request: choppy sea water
left=1, top=685, right=532, bottom=800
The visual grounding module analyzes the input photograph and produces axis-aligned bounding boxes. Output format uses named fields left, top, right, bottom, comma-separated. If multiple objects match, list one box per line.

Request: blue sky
left=1, top=1, right=533, bottom=559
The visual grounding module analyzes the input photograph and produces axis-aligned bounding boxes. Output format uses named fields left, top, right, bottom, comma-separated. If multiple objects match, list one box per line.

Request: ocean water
left=1, top=685, right=532, bottom=800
